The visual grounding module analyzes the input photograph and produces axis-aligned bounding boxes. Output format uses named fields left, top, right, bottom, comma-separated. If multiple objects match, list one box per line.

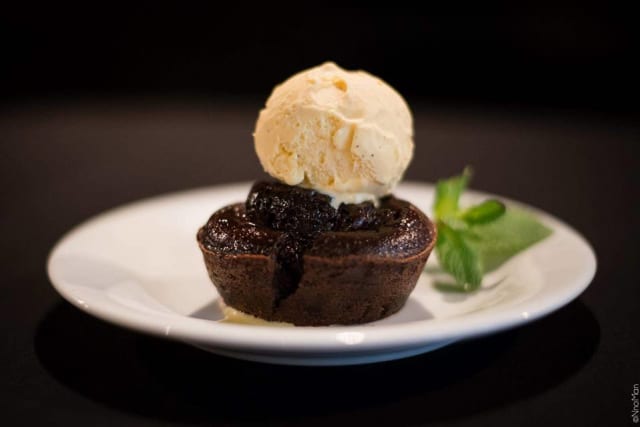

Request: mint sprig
left=432, top=168, right=552, bottom=292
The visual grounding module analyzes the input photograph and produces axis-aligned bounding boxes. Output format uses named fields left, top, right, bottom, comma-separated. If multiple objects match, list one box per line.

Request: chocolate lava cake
left=197, top=181, right=436, bottom=326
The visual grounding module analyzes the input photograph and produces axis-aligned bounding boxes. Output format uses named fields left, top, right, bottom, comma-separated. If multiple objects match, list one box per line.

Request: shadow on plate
left=34, top=299, right=599, bottom=425
left=189, top=299, right=225, bottom=321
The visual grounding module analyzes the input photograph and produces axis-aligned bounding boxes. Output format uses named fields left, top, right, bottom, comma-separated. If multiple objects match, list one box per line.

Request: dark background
left=2, top=6, right=638, bottom=113
left=2, top=8, right=639, bottom=427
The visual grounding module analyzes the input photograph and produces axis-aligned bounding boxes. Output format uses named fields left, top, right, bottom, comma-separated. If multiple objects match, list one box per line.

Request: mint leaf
left=466, top=207, right=552, bottom=272
left=459, top=199, right=506, bottom=225
left=435, top=222, right=482, bottom=290
left=434, top=167, right=471, bottom=219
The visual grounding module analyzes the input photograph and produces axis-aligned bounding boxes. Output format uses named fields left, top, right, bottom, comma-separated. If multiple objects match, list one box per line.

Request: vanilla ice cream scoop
left=254, top=62, right=413, bottom=206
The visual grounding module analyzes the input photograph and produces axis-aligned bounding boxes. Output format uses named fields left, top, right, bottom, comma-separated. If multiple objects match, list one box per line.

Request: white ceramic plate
left=47, top=182, right=596, bottom=366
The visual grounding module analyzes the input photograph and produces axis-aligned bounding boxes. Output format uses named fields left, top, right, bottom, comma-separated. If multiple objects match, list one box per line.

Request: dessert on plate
left=197, top=62, right=436, bottom=326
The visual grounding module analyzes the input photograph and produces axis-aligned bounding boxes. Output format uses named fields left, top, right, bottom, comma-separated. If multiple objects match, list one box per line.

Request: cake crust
left=197, top=183, right=436, bottom=326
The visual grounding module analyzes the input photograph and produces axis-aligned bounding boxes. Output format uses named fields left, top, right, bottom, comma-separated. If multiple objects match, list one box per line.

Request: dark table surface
left=2, top=100, right=638, bottom=426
